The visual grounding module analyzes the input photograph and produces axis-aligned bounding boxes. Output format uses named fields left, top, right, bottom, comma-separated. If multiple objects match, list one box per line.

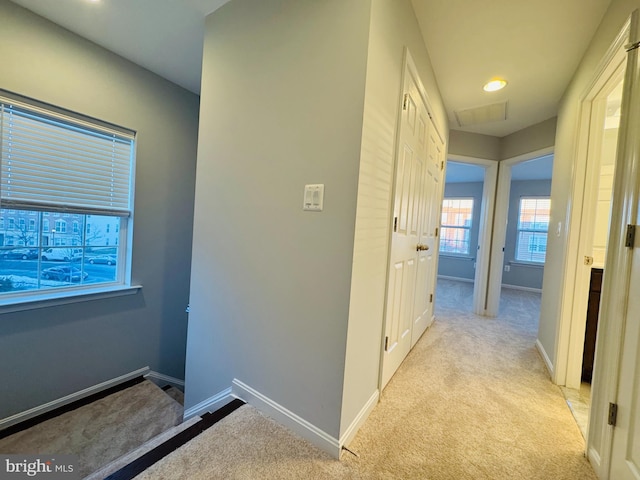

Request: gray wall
left=184, top=0, right=371, bottom=439
left=0, top=1, right=199, bottom=418
left=438, top=182, right=484, bottom=281
left=502, top=180, right=552, bottom=290
left=448, top=130, right=500, bottom=160
left=449, top=117, right=557, bottom=162
left=500, top=117, right=557, bottom=160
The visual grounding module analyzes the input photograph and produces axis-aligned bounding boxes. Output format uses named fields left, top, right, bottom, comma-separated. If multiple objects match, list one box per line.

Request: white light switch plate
left=303, top=184, right=324, bottom=211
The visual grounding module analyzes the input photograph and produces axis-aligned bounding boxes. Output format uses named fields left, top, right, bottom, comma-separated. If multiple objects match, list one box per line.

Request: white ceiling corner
left=10, top=0, right=612, bottom=138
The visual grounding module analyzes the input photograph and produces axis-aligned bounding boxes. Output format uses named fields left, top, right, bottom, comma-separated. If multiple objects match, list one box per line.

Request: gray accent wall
left=448, top=131, right=501, bottom=160
left=184, top=0, right=449, bottom=442
left=500, top=118, right=557, bottom=160
left=185, top=0, right=372, bottom=440
left=0, top=1, right=199, bottom=419
left=438, top=182, right=484, bottom=281
left=502, top=180, right=552, bottom=290
left=449, top=117, right=557, bottom=162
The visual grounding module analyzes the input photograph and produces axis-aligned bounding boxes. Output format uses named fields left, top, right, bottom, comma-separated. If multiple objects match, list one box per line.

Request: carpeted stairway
left=0, top=378, right=186, bottom=478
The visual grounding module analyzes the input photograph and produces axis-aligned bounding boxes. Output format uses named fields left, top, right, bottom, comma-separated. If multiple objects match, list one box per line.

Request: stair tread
left=105, top=398, right=245, bottom=480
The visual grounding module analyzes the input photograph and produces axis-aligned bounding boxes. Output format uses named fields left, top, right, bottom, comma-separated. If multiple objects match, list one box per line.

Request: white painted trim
left=447, top=155, right=499, bottom=317
left=587, top=12, right=640, bottom=480
left=0, top=367, right=150, bottom=430
left=437, top=275, right=474, bottom=283
left=588, top=447, right=602, bottom=473
left=0, top=285, right=142, bottom=314
left=535, top=340, right=554, bottom=379
left=183, top=387, right=233, bottom=420
left=487, top=147, right=554, bottom=317
left=501, top=284, right=542, bottom=293
left=555, top=20, right=631, bottom=392
left=339, top=390, right=379, bottom=452
left=144, top=371, right=185, bottom=389
left=232, top=379, right=341, bottom=458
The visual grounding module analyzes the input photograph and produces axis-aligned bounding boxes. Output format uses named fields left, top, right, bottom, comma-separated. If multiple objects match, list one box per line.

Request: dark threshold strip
left=0, top=376, right=145, bottom=440
left=106, top=398, right=246, bottom=480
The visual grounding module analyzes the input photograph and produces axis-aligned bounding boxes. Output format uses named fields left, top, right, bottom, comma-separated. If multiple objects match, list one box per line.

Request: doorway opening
left=435, top=156, right=497, bottom=316
left=560, top=66, right=625, bottom=439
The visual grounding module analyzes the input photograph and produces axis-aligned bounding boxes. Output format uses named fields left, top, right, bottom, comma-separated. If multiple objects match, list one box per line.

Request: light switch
left=303, top=184, right=324, bottom=211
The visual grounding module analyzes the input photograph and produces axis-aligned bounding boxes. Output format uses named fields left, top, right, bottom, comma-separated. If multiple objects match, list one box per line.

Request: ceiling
left=10, top=0, right=612, bottom=137
left=446, top=154, right=554, bottom=183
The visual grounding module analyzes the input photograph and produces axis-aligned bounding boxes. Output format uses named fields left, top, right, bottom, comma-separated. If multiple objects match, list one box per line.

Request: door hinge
left=608, top=402, right=618, bottom=427
left=435, top=227, right=439, bottom=237
left=625, top=224, right=636, bottom=248
left=384, top=336, right=389, bottom=351
left=440, top=160, right=444, bottom=171
left=403, top=93, right=409, bottom=111
left=394, top=216, right=398, bottom=232
left=584, top=256, right=594, bottom=266
left=429, top=293, right=433, bottom=303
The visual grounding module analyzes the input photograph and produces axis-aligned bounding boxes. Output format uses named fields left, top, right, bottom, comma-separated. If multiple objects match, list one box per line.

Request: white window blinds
left=0, top=96, right=135, bottom=217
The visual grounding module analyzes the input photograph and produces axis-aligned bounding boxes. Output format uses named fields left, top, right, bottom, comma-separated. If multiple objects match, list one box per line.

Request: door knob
left=416, top=244, right=429, bottom=251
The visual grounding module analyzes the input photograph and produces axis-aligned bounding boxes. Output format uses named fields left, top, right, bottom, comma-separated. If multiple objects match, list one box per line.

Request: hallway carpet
left=133, top=279, right=597, bottom=479
left=342, top=279, right=596, bottom=479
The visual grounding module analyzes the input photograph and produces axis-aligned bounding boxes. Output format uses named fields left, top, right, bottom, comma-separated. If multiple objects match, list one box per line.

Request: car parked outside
left=87, top=255, right=117, bottom=265
left=41, top=266, right=88, bottom=282
left=1, top=248, right=38, bottom=260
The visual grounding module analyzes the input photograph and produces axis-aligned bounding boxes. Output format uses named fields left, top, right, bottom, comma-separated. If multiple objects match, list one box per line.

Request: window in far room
left=515, top=197, right=550, bottom=263
left=440, top=198, right=474, bottom=255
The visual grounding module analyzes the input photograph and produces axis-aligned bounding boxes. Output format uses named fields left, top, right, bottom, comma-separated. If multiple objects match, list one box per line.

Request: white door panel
left=382, top=52, right=444, bottom=387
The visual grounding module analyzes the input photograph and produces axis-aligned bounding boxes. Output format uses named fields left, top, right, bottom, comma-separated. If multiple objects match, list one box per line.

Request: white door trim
left=587, top=11, right=640, bottom=479
left=554, top=20, right=630, bottom=391
left=486, top=147, right=554, bottom=317
left=446, top=154, right=498, bottom=316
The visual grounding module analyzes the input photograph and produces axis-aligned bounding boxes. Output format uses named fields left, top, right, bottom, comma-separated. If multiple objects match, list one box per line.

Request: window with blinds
left=0, top=92, right=135, bottom=297
left=515, top=197, right=550, bottom=263
left=440, top=198, right=474, bottom=255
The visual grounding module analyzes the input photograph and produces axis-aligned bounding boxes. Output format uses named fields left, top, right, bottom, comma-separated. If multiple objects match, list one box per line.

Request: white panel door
left=610, top=237, right=640, bottom=479
left=381, top=62, right=426, bottom=389
left=411, top=117, right=443, bottom=347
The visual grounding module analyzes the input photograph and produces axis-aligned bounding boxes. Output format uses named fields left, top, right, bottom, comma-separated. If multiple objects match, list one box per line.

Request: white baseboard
left=0, top=366, right=150, bottom=431
left=183, top=387, right=234, bottom=421
left=536, top=339, right=554, bottom=379
left=232, top=379, right=340, bottom=458
left=437, top=275, right=474, bottom=283
left=339, top=390, right=379, bottom=453
left=145, top=371, right=185, bottom=389
left=501, top=283, right=542, bottom=293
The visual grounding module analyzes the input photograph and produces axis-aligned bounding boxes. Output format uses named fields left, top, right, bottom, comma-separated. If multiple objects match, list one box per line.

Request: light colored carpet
left=0, top=379, right=184, bottom=478
left=132, top=279, right=596, bottom=479
left=134, top=405, right=361, bottom=480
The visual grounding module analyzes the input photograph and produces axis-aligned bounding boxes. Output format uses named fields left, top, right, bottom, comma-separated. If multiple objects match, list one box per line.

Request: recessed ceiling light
left=483, top=79, right=508, bottom=92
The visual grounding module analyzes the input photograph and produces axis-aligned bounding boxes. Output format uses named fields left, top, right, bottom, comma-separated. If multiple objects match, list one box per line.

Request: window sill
left=440, top=253, right=474, bottom=260
left=0, top=284, right=142, bottom=314
left=509, top=261, right=544, bottom=268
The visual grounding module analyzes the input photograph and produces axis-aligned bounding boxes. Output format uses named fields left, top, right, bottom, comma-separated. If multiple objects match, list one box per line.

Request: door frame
left=445, top=155, right=498, bottom=316
left=588, top=11, right=640, bottom=478
left=554, top=23, right=629, bottom=392
left=485, top=147, right=554, bottom=317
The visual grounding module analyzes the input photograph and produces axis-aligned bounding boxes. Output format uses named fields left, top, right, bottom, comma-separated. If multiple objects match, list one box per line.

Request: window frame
left=514, top=196, right=550, bottom=264
left=0, top=91, right=138, bottom=306
left=439, top=197, right=475, bottom=257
